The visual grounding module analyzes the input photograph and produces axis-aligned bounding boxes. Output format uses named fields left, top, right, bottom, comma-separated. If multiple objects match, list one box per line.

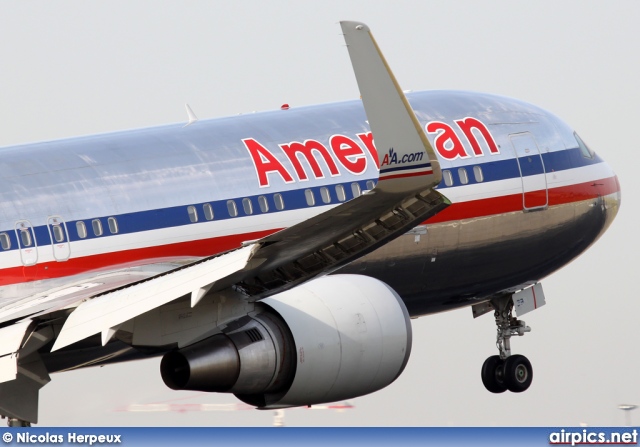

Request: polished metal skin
left=0, top=90, right=620, bottom=315
left=345, top=191, right=619, bottom=316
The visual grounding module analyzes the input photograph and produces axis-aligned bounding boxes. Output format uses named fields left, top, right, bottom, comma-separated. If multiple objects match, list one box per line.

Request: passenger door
left=509, top=132, right=548, bottom=210
left=47, top=216, right=71, bottom=261
left=15, top=220, right=37, bottom=266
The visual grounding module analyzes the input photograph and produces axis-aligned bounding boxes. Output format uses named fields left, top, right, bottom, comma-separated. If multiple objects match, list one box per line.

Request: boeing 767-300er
left=0, top=22, right=620, bottom=425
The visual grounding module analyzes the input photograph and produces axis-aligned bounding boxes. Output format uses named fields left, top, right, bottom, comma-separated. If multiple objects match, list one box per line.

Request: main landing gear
left=480, top=295, right=533, bottom=393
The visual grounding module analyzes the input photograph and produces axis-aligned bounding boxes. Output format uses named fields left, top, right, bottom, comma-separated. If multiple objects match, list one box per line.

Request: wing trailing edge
left=51, top=246, right=254, bottom=351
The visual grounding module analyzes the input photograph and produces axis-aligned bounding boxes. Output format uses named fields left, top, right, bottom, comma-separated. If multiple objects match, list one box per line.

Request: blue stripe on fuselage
left=435, top=147, right=603, bottom=188
left=0, top=147, right=602, bottom=253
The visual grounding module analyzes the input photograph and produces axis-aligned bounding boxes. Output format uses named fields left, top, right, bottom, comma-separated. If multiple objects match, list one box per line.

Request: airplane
left=0, top=21, right=620, bottom=426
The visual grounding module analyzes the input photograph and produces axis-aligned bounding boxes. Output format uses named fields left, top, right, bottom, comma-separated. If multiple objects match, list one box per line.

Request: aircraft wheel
left=481, top=355, right=507, bottom=393
left=503, top=354, right=533, bottom=393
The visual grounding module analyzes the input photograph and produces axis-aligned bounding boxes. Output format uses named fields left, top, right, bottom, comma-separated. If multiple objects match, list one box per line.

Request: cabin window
left=76, top=221, right=87, bottom=239
left=187, top=206, right=198, bottom=223
left=575, top=132, right=594, bottom=159
left=366, top=180, right=376, bottom=191
left=458, top=167, right=469, bottom=185
left=0, top=233, right=10, bottom=250
left=320, top=187, right=331, bottom=204
left=227, top=200, right=238, bottom=217
left=335, top=184, right=346, bottom=202
left=242, top=198, right=253, bottom=215
left=108, top=217, right=119, bottom=234
left=443, top=170, right=453, bottom=187
left=258, top=196, right=269, bottom=213
left=305, top=189, right=315, bottom=206
left=351, top=182, right=361, bottom=198
left=274, top=193, right=285, bottom=210
left=52, top=225, right=65, bottom=243
left=203, top=203, right=214, bottom=221
left=473, top=165, right=484, bottom=183
left=20, top=229, right=32, bottom=247
left=92, top=219, right=103, bottom=236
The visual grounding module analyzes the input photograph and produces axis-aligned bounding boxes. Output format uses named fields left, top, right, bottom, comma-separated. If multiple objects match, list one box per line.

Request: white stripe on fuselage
left=442, top=161, right=613, bottom=204
left=0, top=206, right=334, bottom=270
left=0, top=158, right=613, bottom=274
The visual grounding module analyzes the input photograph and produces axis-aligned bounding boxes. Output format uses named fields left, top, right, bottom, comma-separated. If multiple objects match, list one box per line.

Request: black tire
left=503, top=354, right=533, bottom=393
left=481, top=355, right=507, bottom=393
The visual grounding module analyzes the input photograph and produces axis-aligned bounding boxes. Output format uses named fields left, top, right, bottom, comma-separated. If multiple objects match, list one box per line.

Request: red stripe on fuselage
left=0, top=229, right=278, bottom=287
left=425, top=176, right=619, bottom=224
left=379, top=169, right=434, bottom=181
left=0, top=176, right=619, bottom=287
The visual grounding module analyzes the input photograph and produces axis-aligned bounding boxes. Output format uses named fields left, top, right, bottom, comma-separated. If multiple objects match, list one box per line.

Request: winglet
left=340, top=21, right=441, bottom=194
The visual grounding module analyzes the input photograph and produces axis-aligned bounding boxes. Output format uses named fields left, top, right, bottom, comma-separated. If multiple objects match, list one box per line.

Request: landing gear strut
left=480, top=295, right=533, bottom=393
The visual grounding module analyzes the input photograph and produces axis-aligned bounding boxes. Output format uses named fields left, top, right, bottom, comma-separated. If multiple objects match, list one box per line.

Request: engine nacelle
left=160, top=274, right=412, bottom=408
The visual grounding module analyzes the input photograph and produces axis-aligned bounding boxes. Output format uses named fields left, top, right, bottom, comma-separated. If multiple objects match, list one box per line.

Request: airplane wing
left=46, top=21, right=449, bottom=352
left=13, top=21, right=450, bottom=355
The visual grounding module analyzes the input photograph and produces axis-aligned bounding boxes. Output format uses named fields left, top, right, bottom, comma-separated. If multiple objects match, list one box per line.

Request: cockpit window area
left=574, top=132, right=595, bottom=159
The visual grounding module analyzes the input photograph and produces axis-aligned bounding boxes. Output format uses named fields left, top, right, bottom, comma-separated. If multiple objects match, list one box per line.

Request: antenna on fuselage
left=183, top=104, right=199, bottom=127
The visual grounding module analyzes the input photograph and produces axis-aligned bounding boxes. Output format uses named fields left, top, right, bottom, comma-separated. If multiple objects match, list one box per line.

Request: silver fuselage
left=0, top=90, right=620, bottom=317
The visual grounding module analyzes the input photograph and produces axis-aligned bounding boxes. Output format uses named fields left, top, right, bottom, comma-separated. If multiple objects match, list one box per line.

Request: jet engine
left=160, top=274, right=412, bottom=408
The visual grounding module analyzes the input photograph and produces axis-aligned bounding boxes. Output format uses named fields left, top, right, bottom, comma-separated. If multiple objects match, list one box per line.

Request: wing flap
left=51, top=246, right=253, bottom=351
left=0, top=320, right=33, bottom=383
left=0, top=262, right=189, bottom=326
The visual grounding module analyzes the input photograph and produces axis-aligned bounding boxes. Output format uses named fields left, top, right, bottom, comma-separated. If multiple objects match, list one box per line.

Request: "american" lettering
left=244, top=117, right=499, bottom=187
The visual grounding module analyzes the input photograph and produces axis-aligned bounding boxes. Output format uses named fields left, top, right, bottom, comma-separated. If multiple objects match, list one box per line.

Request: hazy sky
left=0, top=1, right=638, bottom=427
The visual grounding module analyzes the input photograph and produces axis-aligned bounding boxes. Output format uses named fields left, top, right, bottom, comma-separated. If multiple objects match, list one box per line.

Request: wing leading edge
left=46, top=21, right=449, bottom=350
